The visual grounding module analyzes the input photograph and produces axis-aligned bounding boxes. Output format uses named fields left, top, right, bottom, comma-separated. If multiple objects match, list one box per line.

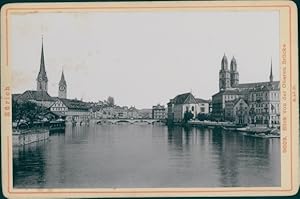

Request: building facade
left=152, top=104, right=166, bottom=119
left=212, top=90, right=241, bottom=121
left=195, top=98, right=210, bottom=114
left=50, top=98, right=91, bottom=123
left=212, top=54, right=280, bottom=126
left=248, top=82, right=280, bottom=127
left=167, top=93, right=199, bottom=123
left=225, top=98, right=249, bottom=124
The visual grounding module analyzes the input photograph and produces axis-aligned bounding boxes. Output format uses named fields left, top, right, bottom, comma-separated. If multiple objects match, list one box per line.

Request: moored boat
left=243, top=132, right=280, bottom=138
left=49, top=120, right=66, bottom=132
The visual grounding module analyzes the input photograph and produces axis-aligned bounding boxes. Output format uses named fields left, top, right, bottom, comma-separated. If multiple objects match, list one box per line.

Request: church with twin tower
left=219, top=55, right=239, bottom=91
left=212, top=54, right=280, bottom=126
left=36, top=37, right=67, bottom=99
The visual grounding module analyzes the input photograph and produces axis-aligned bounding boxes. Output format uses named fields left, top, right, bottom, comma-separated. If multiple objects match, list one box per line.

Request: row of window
left=185, top=106, right=208, bottom=112
left=250, top=92, right=279, bottom=101
left=224, top=95, right=237, bottom=101
left=52, top=102, right=63, bottom=107
left=52, top=107, right=67, bottom=111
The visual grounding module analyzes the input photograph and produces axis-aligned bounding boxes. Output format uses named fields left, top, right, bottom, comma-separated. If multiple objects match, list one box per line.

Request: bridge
left=95, top=119, right=166, bottom=125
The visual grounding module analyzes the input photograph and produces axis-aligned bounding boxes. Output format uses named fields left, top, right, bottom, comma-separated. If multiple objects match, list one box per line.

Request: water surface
left=13, top=124, right=280, bottom=188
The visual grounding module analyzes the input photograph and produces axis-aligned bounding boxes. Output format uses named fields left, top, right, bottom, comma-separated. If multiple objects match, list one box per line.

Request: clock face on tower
left=38, top=77, right=43, bottom=82
left=59, top=85, right=65, bottom=91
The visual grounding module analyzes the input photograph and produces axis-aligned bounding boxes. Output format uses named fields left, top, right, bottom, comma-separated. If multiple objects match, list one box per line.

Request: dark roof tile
left=195, top=98, right=209, bottom=103
left=173, top=93, right=196, bottom=104
left=17, top=90, right=54, bottom=102
left=59, top=98, right=90, bottom=110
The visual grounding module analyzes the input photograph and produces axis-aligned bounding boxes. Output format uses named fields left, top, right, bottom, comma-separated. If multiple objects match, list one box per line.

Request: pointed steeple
left=58, top=68, right=67, bottom=99
left=59, top=69, right=66, bottom=84
left=36, top=36, right=48, bottom=92
left=37, top=36, right=47, bottom=80
left=269, top=58, right=273, bottom=82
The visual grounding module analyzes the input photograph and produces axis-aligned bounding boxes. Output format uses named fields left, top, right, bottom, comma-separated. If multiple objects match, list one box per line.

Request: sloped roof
left=152, top=104, right=165, bottom=109
left=91, top=105, right=102, bottom=112
left=172, top=93, right=196, bottom=104
left=195, top=98, right=209, bottom=104
left=12, top=94, right=21, bottom=101
left=237, top=81, right=279, bottom=89
left=59, top=98, right=90, bottom=110
left=212, top=89, right=240, bottom=97
left=17, top=90, right=54, bottom=102
left=233, top=98, right=249, bottom=108
left=252, top=82, right=280, bottom=91
left=225, top=97, right=248, bottom=108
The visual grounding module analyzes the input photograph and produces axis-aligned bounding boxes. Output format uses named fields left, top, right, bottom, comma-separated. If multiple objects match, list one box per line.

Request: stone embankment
left=13, top=128, right=49, bottom=146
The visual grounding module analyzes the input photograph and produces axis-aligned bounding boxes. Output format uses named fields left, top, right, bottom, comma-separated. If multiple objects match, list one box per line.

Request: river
left=13, top=123, right=280, bottom=188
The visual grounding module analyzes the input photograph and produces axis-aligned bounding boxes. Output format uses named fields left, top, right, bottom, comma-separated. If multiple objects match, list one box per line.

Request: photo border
left=1, top=1, right=298, bottom=198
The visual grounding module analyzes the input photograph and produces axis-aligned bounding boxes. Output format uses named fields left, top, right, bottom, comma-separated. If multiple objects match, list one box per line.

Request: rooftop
left=16, top=90, right=54, bottom=102
left=59, top=98, right=90, bottom=110
left=172, top=92, right=197, bottom=104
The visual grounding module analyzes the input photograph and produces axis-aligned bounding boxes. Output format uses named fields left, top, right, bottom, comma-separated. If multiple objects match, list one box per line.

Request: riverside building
left=211, top=54, right=280, bottom=126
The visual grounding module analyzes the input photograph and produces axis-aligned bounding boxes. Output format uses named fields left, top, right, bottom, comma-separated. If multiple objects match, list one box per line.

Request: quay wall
left=188, top=120, right=235, bottom=127
left=13, top=129, right=49, bottom=146
left=167, top=120, right=235, bottom=127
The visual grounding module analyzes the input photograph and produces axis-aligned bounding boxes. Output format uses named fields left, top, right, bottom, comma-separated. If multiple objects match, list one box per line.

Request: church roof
left=16, top=90, right=54, bottom=102
left=249, top=81, right=280, bottom=92
left=59, top=98, right=90, bottom=110
left=172, top=92, right=197, bottom=104
left=212, top=89, right=240, bottom=97
left=236, top=81, right=279, bottom=89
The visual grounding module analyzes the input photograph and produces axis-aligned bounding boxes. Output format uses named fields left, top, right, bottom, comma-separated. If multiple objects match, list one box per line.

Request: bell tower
left=230, top=56, right=239, bottom=87
left=36, top=37, right=48, bottom=92
left=58, top=70, right=67, bottom=98
left=219, top=54, right=231, bottom=91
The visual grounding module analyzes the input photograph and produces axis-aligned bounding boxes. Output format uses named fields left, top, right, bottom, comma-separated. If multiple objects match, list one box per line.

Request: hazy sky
left=11, top=11, right=279, bottom=108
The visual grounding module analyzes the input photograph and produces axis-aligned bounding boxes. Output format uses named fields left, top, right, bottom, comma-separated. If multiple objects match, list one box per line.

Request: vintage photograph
left=10, top=9, right=282, bottom=189
left=4, top=2, right=291, bottom=193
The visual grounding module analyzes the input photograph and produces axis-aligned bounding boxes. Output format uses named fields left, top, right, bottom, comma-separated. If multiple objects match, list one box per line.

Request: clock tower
left=36, top=37, right=48, bottom=92
left=58, top=70, right=67, bottom=98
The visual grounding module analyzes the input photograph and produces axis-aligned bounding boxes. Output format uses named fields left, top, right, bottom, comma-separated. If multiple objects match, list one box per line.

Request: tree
left=107, top=96, right=115, bottom=107
left=12, top=100, right=47, bottom=127
left=183, top=110, right=194, bottom=123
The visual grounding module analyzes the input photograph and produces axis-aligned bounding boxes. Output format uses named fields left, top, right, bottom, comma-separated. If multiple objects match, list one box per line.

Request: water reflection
left=13, top=140, right=47, bottom=188
left=13, top=124, right=280, bottom=188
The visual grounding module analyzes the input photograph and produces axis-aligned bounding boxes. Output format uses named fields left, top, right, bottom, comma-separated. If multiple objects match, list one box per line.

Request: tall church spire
left=269, top=58, right=273, bottom=82
left=40, top=36, right=45, bottom=73
left=37, top=36, right=48, bottom=92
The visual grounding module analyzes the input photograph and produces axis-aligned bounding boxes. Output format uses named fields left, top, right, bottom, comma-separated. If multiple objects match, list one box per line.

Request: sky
left=11, top=10, right=279, bottom=109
